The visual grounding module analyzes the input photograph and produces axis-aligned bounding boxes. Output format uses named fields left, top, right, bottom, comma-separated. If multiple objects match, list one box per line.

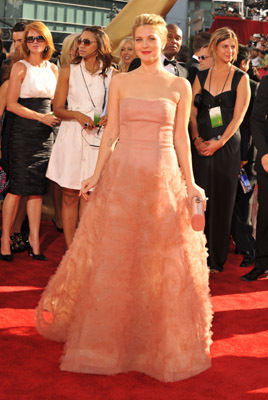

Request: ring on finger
left=84, top=122, right=89, bottom=128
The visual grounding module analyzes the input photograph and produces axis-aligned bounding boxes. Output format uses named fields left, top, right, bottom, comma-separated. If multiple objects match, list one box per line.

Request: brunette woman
left=190, top=27, right=250, bottom=272
left=46, top=26, right=117, bottom=248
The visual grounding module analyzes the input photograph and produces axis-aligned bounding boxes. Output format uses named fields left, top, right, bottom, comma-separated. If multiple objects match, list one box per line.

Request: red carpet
left=1, top=220, right=268, bottom=400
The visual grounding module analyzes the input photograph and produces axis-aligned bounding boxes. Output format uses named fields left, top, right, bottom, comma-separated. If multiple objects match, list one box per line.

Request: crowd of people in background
left=0, top=18, right=267, bottom=283
left=212, top=1, right=268, bottom=21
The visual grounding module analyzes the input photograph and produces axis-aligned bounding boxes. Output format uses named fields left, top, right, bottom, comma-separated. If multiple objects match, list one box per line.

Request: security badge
left=209, top=106, right=223, bottom=128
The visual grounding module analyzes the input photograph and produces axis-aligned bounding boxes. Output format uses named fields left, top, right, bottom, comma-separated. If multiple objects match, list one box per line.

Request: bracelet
left=193, top=136, right=201, bottom=143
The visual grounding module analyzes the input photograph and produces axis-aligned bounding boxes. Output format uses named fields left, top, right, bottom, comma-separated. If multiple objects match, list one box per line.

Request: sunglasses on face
left=25, top=35, right=45, bottom=43
left=78, top=38, right=96, bottom=46
left=198, top=55, right=211, bottom=60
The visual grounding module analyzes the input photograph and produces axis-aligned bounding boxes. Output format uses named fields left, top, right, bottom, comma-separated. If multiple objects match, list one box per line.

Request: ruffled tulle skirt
left=36, top=109, right=213, bottom=382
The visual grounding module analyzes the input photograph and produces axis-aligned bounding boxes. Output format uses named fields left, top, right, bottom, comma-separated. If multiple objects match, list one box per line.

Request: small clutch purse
left=191, top=197, right=205, bottom=231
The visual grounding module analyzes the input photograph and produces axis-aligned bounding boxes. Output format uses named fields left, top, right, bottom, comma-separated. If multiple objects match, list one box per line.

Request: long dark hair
left=72, top=26, right=112, bottom=77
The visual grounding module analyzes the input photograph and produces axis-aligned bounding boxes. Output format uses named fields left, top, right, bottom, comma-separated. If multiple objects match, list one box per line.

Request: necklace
left=209, top=65, right=232, bottom=95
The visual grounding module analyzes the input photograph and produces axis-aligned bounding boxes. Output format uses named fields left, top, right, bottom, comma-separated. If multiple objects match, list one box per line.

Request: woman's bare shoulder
left=9, top=61, right=27, bottom=81
left=113, top=71, right=129, bottom=79
left=58, top=64, right=71, bottom=80
left=0, top=79, right=9, bottom=92
left=110, top=71, right=132, bottom=88
left=173, top=75, right=191, bottom=91
left=12, top=60, right=27, bottom=72
left=50, top=62, right=58, bottom=74
left=165, top=74, right=191, bottom=100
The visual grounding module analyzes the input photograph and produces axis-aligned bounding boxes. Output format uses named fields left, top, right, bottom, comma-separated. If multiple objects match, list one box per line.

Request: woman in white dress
left=46, top=26, right=118, bottom=248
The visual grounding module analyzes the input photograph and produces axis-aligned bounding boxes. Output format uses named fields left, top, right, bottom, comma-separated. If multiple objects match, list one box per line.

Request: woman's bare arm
left=0, top=80, right=8, bottom=130
left=7, top=62, right=59, bottom=127
left=173, top=77, right=206, bottom=204
left=0, top=80, right=9, bottom=157
left=190, top=75, right=209, bottom=155
left=218, top=73, right=250, bottom=145
left=53, top=65, right=95, bottom=129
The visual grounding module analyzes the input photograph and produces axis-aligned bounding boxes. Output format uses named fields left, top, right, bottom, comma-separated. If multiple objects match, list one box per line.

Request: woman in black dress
left=190, top=28, right=250, bottom=272
left=0, top=21, right=59, bottom=261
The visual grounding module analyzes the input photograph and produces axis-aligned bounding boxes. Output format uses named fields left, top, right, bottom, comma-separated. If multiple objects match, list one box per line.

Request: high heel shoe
left=10, top=234, right=26, bottom=253
left=0, top=240, right=13, bottom=261
left=26, top=241, right=48, bottom=261
left=14, top=232, right=27, bottom=252
left=0, top=253, right=13, bottom=262
left=51, top=219, right=63, bottom=233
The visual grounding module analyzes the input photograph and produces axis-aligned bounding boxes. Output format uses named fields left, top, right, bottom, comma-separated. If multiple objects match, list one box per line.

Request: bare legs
left=1, top=193, right=43, bottom=255
left=50, top=181, right=63, bottom=230
left=62, top=187, right=89, bottom=249
left=12, top=196, right=27, bottom=239
left=27, top=195, right=43, bottom=254
left=1, top=193, right=21, bottom=255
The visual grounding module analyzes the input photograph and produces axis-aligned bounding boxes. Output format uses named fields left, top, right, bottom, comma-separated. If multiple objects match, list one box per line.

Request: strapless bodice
left=119, top=98, right=177, bottom=145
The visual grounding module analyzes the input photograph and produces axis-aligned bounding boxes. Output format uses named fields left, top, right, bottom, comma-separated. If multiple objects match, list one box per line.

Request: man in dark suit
left=186, top=31, right=211, bottom=85
left=128, top=24, right=188, bottom=78
left=241, top=76, right=268, bottom=281
left=231, top=45, right=257, bottom=268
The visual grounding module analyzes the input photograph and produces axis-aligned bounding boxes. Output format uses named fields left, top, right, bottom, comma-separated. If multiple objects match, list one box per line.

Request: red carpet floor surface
left=0, top=220, right=268, bottom=400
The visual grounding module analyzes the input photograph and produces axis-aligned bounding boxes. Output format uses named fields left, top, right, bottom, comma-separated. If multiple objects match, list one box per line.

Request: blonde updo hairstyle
left=21, top=21, right=55, bottom=61
left=209, top=27, right=238, bottom=63
left=117, top=36, right=135, bottom=71
left=132, top=14, right=167, bottom=47
left=60, top=33, right=79, bottom=66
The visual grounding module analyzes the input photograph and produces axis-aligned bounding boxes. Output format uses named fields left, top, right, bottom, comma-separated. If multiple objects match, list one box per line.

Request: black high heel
left=26, top=241, right=48, bottom=261
left=0, top=253, right=13, bottom=262
left=0, top=240, right=13, bottom=261
left=51, top=219, right=63, bottom=233
left=14, top=232, right=27, bottom=252
left=10, top=234, right=26, bottom=253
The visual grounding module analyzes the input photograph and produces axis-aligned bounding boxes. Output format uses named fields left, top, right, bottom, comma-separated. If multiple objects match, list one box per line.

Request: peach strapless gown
left=36, top=98, right=213, bottom=382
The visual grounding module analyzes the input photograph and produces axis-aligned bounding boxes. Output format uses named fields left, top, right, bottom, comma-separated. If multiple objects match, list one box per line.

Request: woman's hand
left=39, top=113, right=61, bottom=127
left=201, top=139, right=223, bottom=157
left=194, top=137, right=208, bottom=155
left=99, top=115, right=107, bottom=127
left=261, top=154, right=268, bottom=173
left=187, top=183, right=207, bottom=211
left=79, top=174, right=100, bottom=200
left=76, top=112, right=95, bottom=131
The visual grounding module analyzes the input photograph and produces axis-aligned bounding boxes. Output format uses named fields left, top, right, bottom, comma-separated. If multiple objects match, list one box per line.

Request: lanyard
left=80, top=64, right=106, bottom=112
left=208, top=65, right=232, bottom=95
